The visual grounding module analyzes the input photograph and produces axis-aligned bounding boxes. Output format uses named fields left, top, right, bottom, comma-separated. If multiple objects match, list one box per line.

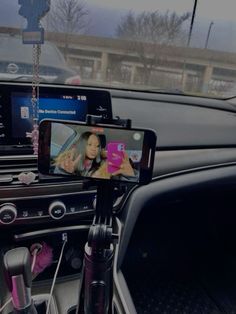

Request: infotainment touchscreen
left=11, top=92, right=88, bottom=138
left=0, top=84, right=112, bottom=152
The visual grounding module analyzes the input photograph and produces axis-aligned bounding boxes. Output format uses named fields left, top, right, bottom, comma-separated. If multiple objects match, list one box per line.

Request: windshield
left=1, top=0, right=236, bottom=98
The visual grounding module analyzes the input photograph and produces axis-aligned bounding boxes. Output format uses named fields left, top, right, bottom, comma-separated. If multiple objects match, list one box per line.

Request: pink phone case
left=107, top=142, right=125, bottom=173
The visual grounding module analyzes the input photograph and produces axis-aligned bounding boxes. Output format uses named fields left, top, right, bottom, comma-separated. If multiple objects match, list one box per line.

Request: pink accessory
left=30, top=242, right=53, bottom=274
left=18, top=171, right=36, bottom=185
left=26, top=123, right=39, bottom=154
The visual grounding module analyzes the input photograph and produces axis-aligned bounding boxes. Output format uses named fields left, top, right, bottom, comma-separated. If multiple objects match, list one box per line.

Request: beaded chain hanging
left=26, top=44, right=41, bottom=154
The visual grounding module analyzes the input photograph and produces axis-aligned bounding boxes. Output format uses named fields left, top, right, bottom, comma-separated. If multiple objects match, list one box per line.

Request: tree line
left=46, top=0, right=190, bottom=82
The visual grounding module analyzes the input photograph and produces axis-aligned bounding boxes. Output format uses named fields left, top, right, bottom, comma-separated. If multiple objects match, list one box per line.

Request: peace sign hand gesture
left=59, top=148, right=81, bottom=174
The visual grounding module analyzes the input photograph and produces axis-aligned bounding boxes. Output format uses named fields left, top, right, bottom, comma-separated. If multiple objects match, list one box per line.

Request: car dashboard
left=1, top=82, right=236, bottom=313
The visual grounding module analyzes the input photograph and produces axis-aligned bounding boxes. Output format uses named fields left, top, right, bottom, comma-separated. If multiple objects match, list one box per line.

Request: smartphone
left=38, top=119, right=157, bottom=184
left=107, top=142, right=125, bottom=174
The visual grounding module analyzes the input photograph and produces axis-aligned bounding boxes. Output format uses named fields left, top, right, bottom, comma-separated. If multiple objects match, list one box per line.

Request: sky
left=1, top=0, right=236, bottom=52
left=3, top=0, right=236, bottom=23
left=86, top=0, right=236, bottom=20
left=87, top=0, right=236, bottom=51
left=86, top=0, right=193, bottom=13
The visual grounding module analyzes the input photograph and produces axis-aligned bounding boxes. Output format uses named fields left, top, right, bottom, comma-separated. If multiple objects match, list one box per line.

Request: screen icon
left=21, top=106, right=29, bottom=119
left=133, top=132, right=141, bottom=141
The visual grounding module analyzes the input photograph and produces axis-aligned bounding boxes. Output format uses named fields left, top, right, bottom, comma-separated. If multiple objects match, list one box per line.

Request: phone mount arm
left=82, top=183, right=117, bottom=314
left=78, top=115, right=131, bottom=314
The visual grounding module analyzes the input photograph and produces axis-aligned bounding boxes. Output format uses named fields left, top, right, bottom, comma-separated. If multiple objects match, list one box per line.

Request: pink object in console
left=31, top=242, right=53, bottom=274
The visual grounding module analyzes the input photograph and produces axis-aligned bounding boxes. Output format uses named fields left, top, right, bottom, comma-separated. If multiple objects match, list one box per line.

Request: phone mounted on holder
left=77, top=115, right=132, bottom=314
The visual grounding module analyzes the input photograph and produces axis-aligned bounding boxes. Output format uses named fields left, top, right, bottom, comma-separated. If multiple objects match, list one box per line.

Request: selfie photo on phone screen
left=38, top=120, right=156, bottom=184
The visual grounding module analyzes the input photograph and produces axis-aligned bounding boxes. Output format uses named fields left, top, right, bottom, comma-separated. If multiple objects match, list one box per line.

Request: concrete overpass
left=1, top=27, right=236, bottom=94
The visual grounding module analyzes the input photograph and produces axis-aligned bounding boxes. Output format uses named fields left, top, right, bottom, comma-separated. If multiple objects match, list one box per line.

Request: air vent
left=0, top=155, right=38, bottom=185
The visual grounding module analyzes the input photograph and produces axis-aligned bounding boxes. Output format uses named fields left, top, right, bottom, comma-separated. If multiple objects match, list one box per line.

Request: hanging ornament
left=18, top=0, right=51, bottom=154
left=26, top=44, right=41, bottom=154
left=18, top=0, right=51, bottom=44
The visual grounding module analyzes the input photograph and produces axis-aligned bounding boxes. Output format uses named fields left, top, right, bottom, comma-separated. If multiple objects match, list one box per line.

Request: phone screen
left=38, top=120, right=156, bottom=184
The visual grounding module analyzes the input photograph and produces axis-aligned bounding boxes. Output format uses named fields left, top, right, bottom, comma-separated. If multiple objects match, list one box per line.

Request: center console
left=0, top=82, right=122, bottom=313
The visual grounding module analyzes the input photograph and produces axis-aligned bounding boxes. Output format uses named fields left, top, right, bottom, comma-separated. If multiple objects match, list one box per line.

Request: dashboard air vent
left=0, top=155, right=38, bottom=185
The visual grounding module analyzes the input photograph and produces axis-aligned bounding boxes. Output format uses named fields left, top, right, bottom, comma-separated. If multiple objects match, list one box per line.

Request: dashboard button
left=21, top=209, right=46, bottom=218
left=18, top=209, right=32, bottom=218
left=68, top=206, right=76, bottom=213
left=49, top=201, right=66, bottom=220
left=22, top=210, right=29, bottom=218
left=37, top=210, right=44, bottom=217
left=0, top=203, right=17, bottom=224
left=82, top=205, right=89, bottom=210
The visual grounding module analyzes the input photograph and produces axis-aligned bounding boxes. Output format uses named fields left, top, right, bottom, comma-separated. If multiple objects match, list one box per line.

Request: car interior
left=1, top=1, right=236, bottom=314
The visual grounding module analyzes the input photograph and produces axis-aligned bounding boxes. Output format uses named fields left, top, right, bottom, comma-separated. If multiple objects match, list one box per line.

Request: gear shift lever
left=3, top=247, right=37, bottom=314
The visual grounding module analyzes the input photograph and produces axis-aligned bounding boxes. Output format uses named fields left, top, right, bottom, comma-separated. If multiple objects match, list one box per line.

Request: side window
left=50, top=123, right=75, bottom=157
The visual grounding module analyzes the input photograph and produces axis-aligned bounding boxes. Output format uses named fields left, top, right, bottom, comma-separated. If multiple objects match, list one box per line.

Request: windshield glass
left=1, top=0, right=236, bottom=98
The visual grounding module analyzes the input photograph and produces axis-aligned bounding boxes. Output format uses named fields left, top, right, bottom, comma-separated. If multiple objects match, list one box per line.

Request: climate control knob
left=0, top=203, right=17, bottom=224
left=48, top=201, right=66, bottom=220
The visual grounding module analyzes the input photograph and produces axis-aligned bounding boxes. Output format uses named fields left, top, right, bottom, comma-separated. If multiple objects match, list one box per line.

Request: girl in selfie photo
left=53, top=131, right=109, bottom=177
left=53, top=131, right=136, bottom=179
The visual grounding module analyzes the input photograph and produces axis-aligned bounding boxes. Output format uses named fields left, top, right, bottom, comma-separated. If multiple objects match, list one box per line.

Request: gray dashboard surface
left=111, top=92, right=236, bottom=148
left=153, top=148, right=236, bottom=177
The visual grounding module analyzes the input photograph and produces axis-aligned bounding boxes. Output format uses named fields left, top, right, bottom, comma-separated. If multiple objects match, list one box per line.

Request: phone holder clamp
left=86, top=114, right=132, bottom=129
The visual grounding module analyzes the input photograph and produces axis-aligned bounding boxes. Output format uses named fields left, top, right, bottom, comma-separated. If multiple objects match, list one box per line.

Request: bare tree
left=47, top=0, right=90, bottom=59
left=116, top=11, right=190, bottom=85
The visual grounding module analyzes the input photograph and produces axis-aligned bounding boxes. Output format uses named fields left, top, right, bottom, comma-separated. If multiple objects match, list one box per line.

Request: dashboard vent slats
left=0, top=155, right=38, bottom=185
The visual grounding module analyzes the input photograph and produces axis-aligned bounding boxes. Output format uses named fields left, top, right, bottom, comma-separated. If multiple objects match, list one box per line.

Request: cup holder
left=34, top=301, right=47, bottom=313
left=33, top=294, right=58, bottom=314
